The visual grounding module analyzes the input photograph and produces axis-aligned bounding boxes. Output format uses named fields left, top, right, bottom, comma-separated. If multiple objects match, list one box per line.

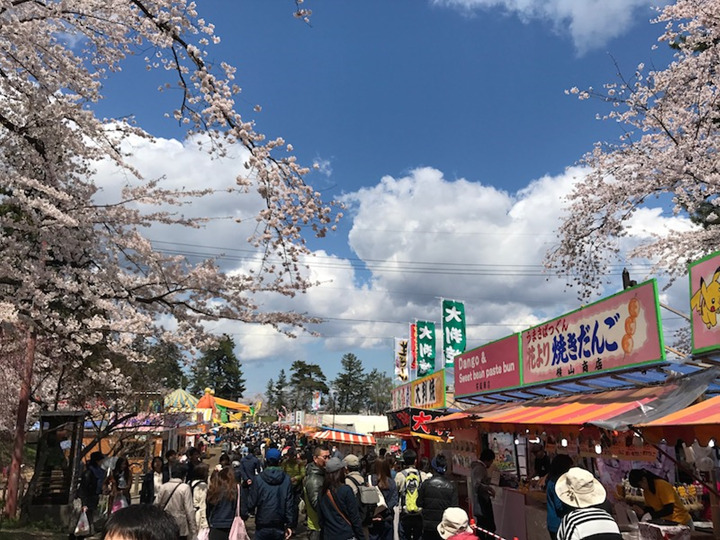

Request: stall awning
left=472, top=368, right=717, bottom=437
left=313, top=429, right=376, bottom=446
left=635, top=395, right=720, bottom=445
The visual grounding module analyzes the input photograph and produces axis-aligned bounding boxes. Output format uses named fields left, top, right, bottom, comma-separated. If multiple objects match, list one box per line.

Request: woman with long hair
left=545, top=454, right=574, bottom=540
left=318, top=457, right=364, bottom=540
left=207, top=465, right=240, bottom=540
left=140, top=456, right=165, bottom=504
left=628, top=469, right=692, bottom=526
left=105, top=456, right=132, bottom=513
left=369, top=457, right=398, bottom=540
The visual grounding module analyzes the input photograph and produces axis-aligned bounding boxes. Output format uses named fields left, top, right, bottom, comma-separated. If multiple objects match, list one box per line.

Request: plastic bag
left=74, top=510, right=91, bottom=536
left=229, top=516, right=250, bottom=540
left=197, top=527, right=210, bottom=540
left=111, top=495, right=128, bottom=513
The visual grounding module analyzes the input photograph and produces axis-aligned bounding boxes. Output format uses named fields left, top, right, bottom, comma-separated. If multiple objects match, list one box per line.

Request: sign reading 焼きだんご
left=689, top=250, right=720, bottom=354
left=521, top=279, right=664, bottom=386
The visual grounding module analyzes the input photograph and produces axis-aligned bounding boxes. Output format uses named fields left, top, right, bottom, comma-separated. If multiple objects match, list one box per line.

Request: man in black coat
left=417, top=454, right=458, bottom=540
left=247, top=448, right=295, bottom=540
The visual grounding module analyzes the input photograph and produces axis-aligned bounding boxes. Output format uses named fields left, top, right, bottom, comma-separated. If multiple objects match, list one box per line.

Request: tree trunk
left=4, top=328, right=36, bottom=518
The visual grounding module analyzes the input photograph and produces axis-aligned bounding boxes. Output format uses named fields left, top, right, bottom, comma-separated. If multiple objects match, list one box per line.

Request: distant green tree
left=365, top=368, right=393, bottom=414
left=275, top=369, right=290, bottom=411
left=265, top=377, right=277, bottom=412
left=147, top=341, right=186, bottom=389
left=288, top=360, right=328, bottom=411
left=332, top=353, right=366, bottom=413
left=189, top=335, right=246, bottom=400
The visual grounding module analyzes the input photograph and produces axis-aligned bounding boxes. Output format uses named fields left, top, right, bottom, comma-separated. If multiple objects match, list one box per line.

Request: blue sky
left=93, top=1, right=691, bottom=402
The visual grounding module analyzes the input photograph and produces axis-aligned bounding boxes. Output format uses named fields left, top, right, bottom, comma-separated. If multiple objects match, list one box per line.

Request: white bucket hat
left=555, top=467, right=607, bottom=509
left=437, top=507, right=472, bottom=539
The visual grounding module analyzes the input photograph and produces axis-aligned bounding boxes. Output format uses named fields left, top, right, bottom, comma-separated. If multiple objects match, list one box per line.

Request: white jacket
left=156, top=478, right=198, bottom=538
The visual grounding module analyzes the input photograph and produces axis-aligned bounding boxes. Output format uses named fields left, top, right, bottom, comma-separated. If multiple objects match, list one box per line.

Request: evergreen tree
left=265, top=378, right=276, bottom=412
left=275, top=369, right=290, bottom=411
left=365, top=369, right=393, bottom=414
left=288, top=360, right=328, bottom=411
left=332, top=353, right=366, bottom=413
left=147, top=341, right=186, bottom=390
left=189, top=335, right=246, bottom=400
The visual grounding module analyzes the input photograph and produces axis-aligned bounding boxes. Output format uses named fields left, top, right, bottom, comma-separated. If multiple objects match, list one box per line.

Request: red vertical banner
left=409, top=323, right=417, bottom=371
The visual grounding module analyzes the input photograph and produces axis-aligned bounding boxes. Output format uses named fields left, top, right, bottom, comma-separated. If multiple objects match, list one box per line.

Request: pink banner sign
left=522, top=280, right=664, bottom=385
left=689, top=250, right=720, bottom=354
left=455, top=334, right=520, bottom=396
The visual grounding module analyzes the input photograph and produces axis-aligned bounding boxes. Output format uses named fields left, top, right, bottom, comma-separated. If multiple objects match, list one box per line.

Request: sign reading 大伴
left=689, top=250, right=720, bottom=354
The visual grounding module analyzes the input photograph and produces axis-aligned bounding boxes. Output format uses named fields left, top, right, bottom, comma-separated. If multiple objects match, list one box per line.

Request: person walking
left=105, top=456, right=132, bottom=513
left=470, top=449, right=496, bottom=533
left=155, top=464, right=197, bottom=540
left=71, top=451, right=106, bottom=539
left=141, top=456, right=166, bottom=504
left=555, top=467, right=622, bottom=540
left=418, top=454, right=458, bottom=540
left=207, top=466, right=242, bottom=540
left=369, top=457, right=399, bottom=540
left=190, top=462, right=210, bottom=534
left=395, top=449, right=426, bottom=540
left=318, top=457, right=364, bottom=540
left=248, top=448, right=296, bottom=540
left=546, top=454, right=575, bottom=540
left=281, top=447, right=306, bottom=529
left=304, top=445, right=329, bottom=540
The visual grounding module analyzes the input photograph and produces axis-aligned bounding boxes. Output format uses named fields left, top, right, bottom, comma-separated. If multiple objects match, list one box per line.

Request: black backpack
left=346, top=475, right=378, bottom=526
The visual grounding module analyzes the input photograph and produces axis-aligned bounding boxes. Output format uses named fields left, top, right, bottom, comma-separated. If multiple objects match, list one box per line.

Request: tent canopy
left=636, top=394, right=720, bottom=445
left=313, top=429, right=376, bottom=446
left=471, top=368, right=717, bottom=438
left=164, top=389, right=199, bottom=411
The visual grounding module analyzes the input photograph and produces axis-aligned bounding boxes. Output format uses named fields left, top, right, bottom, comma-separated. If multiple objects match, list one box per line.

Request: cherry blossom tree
left=546, top=0, right=720, bottom=298
left=0, top=0, right=335, bottom=515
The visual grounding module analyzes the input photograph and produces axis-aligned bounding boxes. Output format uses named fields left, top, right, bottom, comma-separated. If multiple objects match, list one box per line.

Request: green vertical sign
left=416, top=320, right=436, bottom=376
left=442, top=299, right=466, bottom=367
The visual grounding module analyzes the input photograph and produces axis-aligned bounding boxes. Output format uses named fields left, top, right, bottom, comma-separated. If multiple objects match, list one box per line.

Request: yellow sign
left=410, top=370, right=446, bottom=409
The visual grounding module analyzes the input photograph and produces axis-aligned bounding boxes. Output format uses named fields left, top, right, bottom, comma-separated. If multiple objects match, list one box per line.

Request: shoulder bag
left=229, top=485, right=250, bottom=540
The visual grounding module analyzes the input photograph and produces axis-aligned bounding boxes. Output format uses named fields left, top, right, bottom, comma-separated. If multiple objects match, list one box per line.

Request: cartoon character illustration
left=690, top=266, right=720, bottom=328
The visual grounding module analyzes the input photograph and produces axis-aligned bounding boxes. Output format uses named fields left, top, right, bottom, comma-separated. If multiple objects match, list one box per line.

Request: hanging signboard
left=386, top=407, right=449, bottom=439
left=689, top=250, right=720, bottom=354
left=455, top=334, right=521, bottom=397
left=411, top=369, right=445, bottom=409
left=522, top=280, right=664, bottom=386
left=391, top=383, right=412, bottom=411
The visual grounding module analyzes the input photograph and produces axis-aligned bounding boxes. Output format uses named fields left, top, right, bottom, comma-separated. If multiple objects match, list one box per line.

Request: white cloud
left=92, top=135, right=694, bottom=377
left=431, top=0, right=664, bottom=54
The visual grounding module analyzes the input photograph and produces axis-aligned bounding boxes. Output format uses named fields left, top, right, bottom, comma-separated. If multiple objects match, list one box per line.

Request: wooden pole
left=4, top=328, right=36, bottom=518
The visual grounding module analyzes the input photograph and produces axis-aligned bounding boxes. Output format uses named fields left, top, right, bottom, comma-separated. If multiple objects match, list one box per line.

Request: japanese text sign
left=455, top=334, right=521, bottom=397
left=521, top=280, right=664, bottom=385
left=410, top=323, right=418, bottom=371
left=394, top=337, right=409, bottom=382
left=416, top=320, right=436, bottom=376
left=391, top=383, right=412, bottom=411
left=442, top=299, right=466, bottom=367
left=410, top=370, right=446, bottom=409
left=689, top=250, right=720, bottom=354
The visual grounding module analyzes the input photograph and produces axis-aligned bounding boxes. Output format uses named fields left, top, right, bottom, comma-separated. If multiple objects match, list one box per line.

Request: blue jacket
left=319, top=485, right=364, bottom=540
left=240, top=454, right=262, bottom=483
left=546, top=478, right=569, bottom=534
left=248, top=467, right=295, bottom=529
left=207, top=495, right=238, bottom=529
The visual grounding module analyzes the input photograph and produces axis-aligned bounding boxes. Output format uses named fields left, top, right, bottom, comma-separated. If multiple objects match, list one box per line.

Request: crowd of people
left=70, top=429, right=698, bottom=540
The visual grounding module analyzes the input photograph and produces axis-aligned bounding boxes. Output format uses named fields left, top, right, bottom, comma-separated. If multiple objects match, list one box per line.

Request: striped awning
left=636, top=395, right=720, bottom=445
left=313, top=429, right=376, bottom=446
left=471, top=375, right=712, bottom=437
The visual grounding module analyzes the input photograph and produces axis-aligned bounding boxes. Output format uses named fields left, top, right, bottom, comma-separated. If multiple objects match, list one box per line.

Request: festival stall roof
left=634, top=394, right=720, bottom=445
left=164, top=389, right=199, bottom=411
left=214, top=396, right=251, bottom=413
left=471, top=367, right=718, bottom=438
left=424, top=402, right=521, bottom=431
left=313, top=428, right=376, bottom=446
